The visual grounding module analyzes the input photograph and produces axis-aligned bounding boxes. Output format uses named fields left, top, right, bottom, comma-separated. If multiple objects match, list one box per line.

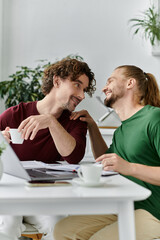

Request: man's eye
left=75, top=83, right=80, bottom=88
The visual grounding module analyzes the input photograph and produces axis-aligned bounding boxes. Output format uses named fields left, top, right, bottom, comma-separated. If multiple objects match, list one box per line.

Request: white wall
left=1, top=0, right=160, bottom=125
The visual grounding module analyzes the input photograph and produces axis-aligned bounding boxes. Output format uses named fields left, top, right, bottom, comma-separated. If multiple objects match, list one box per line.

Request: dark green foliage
left=0, top=60, right=49, bottom=108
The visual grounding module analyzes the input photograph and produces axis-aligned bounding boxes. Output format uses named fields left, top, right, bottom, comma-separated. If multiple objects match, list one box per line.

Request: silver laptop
left=0, top=131, right=77, bottom=183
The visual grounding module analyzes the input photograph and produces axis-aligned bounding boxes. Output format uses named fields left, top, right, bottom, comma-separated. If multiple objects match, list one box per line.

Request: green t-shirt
left=107, top=105, right=160, bottom=220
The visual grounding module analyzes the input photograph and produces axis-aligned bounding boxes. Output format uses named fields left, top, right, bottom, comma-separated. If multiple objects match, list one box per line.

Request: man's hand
left=18, top=114, right=54, bottom=140
left=70, top=110, right=95, bottom=127
left=1, top=127, right=11, bottom=143
left=96, top=153, right=133, bottom=175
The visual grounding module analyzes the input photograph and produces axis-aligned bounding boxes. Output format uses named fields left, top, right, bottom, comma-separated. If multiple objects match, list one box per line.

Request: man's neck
left=36, top=96, right=63, bottom=119
left=113, top=100, right=144, bottom=121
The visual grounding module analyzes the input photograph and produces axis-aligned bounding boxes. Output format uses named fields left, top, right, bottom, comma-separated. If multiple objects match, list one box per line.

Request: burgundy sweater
left=0, top=102, right=87, bottom=164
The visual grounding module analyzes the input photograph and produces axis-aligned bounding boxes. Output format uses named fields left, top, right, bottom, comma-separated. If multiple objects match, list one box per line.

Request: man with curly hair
left=0, top=58, right=96, bottom=240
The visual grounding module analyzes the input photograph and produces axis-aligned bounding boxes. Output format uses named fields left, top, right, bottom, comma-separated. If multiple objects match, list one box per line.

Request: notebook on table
left=0, top=131, right=77, bottom=183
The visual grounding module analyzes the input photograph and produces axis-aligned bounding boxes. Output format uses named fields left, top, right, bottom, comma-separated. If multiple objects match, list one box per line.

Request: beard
left=104, top=94, right=118, bottom=108
left=62, top=97, right=78, bottom=112
left=104, top=88, right=125, bottom=108
left=62, top=102, right=75, bottom=112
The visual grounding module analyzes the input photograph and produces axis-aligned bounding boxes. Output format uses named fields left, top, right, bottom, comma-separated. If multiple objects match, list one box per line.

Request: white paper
left=21, top=160, right=118, bottom=176
left=45, top=164, right=79, bottom=172
left=21, top=160, right=45, bottom=169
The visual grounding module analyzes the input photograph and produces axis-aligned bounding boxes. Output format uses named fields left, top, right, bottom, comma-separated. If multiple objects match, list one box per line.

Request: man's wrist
left=129, top=163, right=137, bottom=177
left=46, top=114, right=57, bottom=129
left=88, top=120, right=97, bottom=129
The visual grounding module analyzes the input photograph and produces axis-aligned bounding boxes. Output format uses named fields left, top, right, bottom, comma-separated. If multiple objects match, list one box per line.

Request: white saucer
left=72, top=178, right=107, bottom=187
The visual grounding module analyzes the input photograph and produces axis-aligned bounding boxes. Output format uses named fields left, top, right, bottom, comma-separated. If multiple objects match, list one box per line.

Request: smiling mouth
left=71, top=96, right=81, bottom=106
left=105, top=91, right=112, bottom=99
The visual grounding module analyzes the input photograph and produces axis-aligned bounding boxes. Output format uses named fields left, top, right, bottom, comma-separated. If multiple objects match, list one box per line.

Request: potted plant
left=0, top=54, right=83, bottom=108
left=129, top=4, right=160, bottom=54
left=0, top=60, right=49, bottom=108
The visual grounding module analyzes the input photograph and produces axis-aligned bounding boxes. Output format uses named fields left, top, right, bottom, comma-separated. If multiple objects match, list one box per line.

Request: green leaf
left=129, top=4, right=160, bottom=46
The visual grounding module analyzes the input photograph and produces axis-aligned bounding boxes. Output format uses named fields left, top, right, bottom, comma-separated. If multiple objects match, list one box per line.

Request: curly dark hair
left=41, top=58, right=96, bottom=97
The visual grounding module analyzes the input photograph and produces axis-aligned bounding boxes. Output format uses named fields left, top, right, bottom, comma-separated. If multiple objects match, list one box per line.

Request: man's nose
left=79, top=91, right=85, bottom=100
left=102, top=85, right=108, bottom=93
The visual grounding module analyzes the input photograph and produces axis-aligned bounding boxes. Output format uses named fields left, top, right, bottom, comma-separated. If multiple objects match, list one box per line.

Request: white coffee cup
left=78, top=164, right=102, bottom=184
left=9, top=128, right=24, bottom=144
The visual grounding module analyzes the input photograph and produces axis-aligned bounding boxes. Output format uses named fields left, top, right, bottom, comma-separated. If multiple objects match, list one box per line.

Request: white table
left=0, top=173, right=151, bottom=240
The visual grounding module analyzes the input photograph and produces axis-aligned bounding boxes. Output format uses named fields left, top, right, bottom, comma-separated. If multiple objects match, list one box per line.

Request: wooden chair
left=21, top=223, right=43, bottom=240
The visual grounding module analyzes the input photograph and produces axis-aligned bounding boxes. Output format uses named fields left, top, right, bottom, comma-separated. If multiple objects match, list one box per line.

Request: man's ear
left=127, top=78, right=136, bottom=89
left=53, top=75, right=61, bottom=87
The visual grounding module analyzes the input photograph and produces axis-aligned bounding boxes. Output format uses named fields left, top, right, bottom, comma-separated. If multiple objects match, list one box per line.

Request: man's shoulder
left=146, top=105, right=160, bottom=112
left=145, top=105, right=160, bottom=121
left=6, top=101, right=36, bottom=113
left=1, top=102, right=24, bottom=115
left=62, top=110, right=87, bottom=127
left=141, top=106, right=160, bottom=133
left=1, top=102, right=38, bottom=120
